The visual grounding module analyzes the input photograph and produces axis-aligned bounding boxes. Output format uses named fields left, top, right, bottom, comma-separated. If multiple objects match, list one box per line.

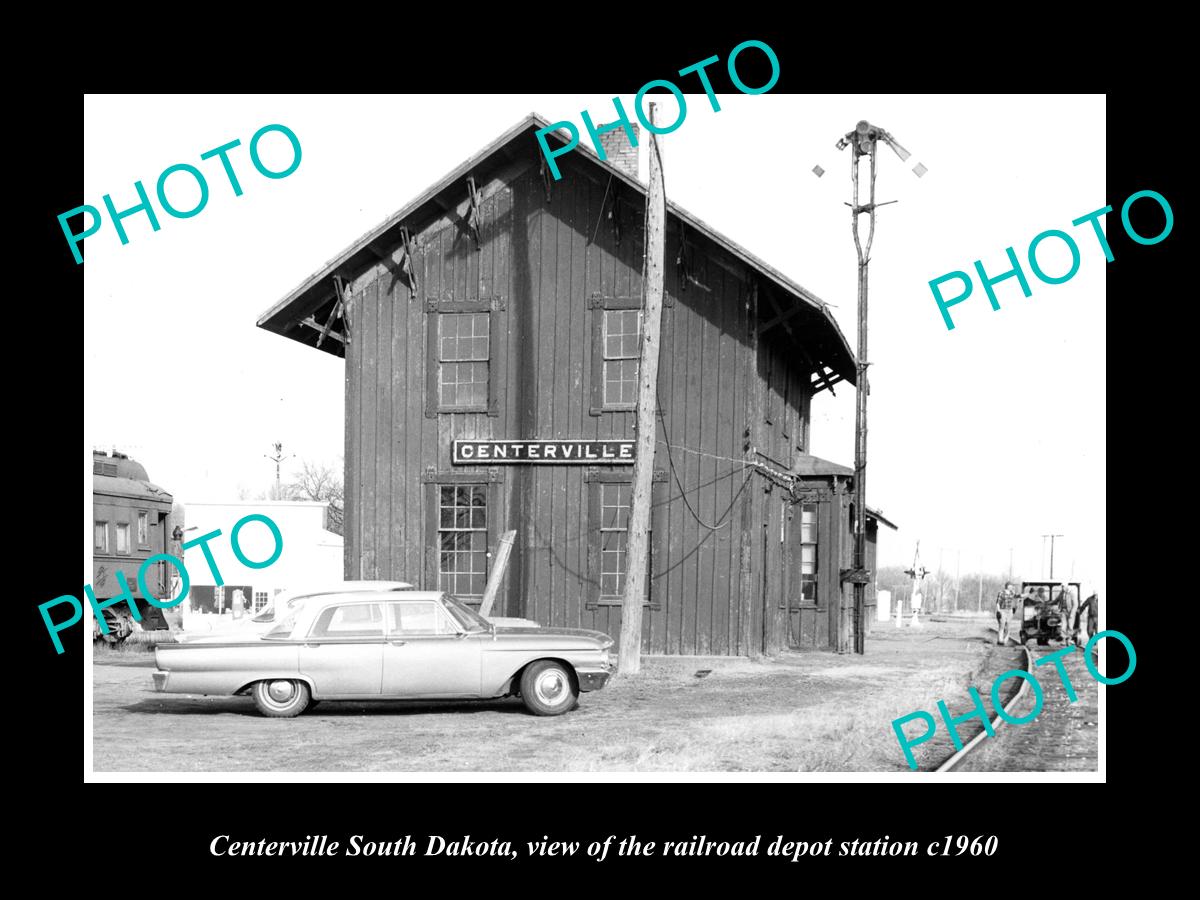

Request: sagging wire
left=653, top=381, right=800, bottom=529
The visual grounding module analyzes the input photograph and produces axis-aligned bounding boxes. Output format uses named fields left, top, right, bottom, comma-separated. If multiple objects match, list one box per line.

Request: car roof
left=308, top=589, right=444, bottom=606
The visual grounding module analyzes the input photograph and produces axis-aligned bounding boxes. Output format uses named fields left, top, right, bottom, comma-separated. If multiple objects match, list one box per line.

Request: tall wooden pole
left=618, top=104, right=666, bottom=675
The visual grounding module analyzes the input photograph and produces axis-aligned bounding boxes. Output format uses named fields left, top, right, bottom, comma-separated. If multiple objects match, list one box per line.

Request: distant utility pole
left=265, top=441, right=293, bottom=498
left=977, top=554, right=983, bottom=612
left=1008, top=547, right=1014, bottom=582
left=937, top=547, right=944, bottom=612
left=618, top=103, right=666, bottom=676
left=955, top=550, right=961, bottom=610
left=1041, top=533, right=1063, bottom=580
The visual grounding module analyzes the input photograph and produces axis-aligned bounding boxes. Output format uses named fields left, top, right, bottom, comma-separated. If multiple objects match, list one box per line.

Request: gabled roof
left=790, top=452, right=897, bottom=529
left=256, top=112, right=856, bottom=389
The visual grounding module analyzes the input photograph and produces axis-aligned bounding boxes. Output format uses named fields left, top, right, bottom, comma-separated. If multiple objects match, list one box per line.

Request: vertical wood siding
left=342, top=153, right=821, bottom=655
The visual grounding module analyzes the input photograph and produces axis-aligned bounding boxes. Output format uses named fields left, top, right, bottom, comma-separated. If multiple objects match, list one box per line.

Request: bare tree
left=286, top=459, right=344, bottom=535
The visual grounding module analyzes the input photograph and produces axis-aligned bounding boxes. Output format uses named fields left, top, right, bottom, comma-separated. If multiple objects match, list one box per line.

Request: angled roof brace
left=465, top=176, right=483, bottom=250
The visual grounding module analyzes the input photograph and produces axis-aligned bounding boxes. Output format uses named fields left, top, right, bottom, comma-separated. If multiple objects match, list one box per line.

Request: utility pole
left=955, top=549, right=961, bottom=611
left=264, top=441, right=293, bottom=499
left=1042, top=533, right=1063, bottom=580
left=618, top=103, right=666, bottom=676
left=830, top=121, right=924, bottom=652
left=1008, top=547, right=1013, bottom=582
left=977, top=553, right=983, bottom=612
left=937, top=547, right=944, bottom=612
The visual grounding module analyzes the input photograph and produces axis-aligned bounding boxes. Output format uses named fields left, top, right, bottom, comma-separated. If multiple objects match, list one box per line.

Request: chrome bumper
left=577, top=667, right=612, bottom=692
left=151, top=670, right=169, bottom=692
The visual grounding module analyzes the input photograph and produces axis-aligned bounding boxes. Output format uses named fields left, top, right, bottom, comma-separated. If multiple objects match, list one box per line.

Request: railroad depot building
left=258, top=114, right=894, bottom=656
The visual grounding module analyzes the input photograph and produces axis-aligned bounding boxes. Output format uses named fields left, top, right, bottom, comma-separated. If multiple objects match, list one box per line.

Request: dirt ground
left=90, top=616, right=1090, bottom=773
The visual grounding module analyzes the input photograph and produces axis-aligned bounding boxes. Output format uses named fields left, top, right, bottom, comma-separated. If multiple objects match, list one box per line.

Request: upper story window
left=602, top=310, right=641, bottom=408
left=94, top=521, right=108, bottom=553
left=590, top=295, right=648, bottom=416
left=439, top=312, right=490, bottom=408
left=426, top=299, right=501, bottom=417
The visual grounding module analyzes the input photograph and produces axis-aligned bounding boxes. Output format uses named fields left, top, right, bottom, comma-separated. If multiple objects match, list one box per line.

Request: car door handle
left=389, top=640, right=406, bottom=647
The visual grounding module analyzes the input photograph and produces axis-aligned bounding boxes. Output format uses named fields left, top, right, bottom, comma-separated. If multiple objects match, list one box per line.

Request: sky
left=83, top=94, right=1105, bottom=595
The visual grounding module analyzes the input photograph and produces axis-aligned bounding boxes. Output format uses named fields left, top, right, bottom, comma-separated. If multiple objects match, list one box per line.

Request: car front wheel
left=520, top=661, right=578, bottom=716
left=252, top=679, right=311, bottom=717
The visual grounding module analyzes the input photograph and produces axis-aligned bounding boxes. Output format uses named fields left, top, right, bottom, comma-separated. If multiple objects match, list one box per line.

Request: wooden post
left=618, top=104, right=666, bottom=676
left=740, top=282, right=761, bottom=656
left=478, top=530, right=516, bottom=618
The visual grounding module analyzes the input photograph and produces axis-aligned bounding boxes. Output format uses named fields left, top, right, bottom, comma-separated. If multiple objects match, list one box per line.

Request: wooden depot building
left=257, top=113, right=896, bottom=656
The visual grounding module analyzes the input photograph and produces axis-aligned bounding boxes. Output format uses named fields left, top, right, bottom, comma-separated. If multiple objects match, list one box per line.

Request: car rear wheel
left=252, top=679, right=311, bottom=717
left=520, top=661, right=578, bottom=716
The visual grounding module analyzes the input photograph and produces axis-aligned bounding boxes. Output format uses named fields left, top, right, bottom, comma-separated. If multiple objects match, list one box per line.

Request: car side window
left=309, top=603, right=384, bottom=639
left=388, top=602, right=457, bottom=637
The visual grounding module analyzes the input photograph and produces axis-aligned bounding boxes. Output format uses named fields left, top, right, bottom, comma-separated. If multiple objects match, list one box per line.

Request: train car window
left=137, top=511, right=149, bottom=548
left=115, top=523, right=130, bottom=554
left=94, top=521, right=108, bottom=553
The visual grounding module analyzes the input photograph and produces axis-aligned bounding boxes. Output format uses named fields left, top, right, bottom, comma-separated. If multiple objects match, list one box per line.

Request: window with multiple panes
left=799, top=503, right=818, bottom=602
left=94, top=521, right=108, bottom=553
left=115, top=523, right=131, bottom=555
left=137, top=511, right=149, bottom=548
left=438, top=485, right=489, bottom=597
left=438, top=312, right=490, bottom=408
left=587, top=472, right=664, bottom=609
left=253, top=591, right=269, bottom=612
left=599, top=483, right=633, bottom=597
left=602, top=309, right=641, bottom=408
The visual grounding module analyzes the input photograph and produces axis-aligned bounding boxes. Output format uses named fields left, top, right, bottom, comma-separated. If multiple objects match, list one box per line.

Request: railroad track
left=935, top=642, right=1034, bottom=773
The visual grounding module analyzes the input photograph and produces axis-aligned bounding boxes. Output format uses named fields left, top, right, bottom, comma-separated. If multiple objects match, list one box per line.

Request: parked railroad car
left=92, top=450, right=177, bottom=640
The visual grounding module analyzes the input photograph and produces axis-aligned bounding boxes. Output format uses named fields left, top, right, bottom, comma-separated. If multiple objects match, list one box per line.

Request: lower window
left=588, top=473, right=663, bottom=609
left=799, top=503, right=818, bottom=602
left=438, top=484, right=489, bottom=597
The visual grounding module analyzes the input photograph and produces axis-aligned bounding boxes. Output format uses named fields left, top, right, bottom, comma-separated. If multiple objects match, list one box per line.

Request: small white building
left=178, top=501, right=343, bottom=629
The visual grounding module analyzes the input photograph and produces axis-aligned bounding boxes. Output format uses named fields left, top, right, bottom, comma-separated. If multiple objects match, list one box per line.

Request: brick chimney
left=597, top=123, right=640, bottom=179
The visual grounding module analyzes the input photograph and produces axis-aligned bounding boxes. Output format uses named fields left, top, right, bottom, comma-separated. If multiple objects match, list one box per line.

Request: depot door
left=782, top=496, right=828, bottom=650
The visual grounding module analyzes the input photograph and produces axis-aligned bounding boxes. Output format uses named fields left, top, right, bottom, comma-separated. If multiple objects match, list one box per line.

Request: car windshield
left=441, top=594, right=491, bottom=633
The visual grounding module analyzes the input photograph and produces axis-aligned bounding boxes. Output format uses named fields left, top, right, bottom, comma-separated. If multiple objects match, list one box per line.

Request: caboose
left=91, top=449, right=177, bottom=640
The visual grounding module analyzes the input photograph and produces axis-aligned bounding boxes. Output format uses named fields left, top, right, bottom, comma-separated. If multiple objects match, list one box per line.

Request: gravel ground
left=90, top=616, right=1084, bottom=773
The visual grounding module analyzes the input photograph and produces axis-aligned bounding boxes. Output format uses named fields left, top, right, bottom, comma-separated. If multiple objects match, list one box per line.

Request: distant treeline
left=876, top=566, right=1022, bottom=614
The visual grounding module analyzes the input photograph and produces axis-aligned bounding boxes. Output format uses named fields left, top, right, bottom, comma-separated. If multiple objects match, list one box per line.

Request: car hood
left=492, top=626, right=612, bottom=647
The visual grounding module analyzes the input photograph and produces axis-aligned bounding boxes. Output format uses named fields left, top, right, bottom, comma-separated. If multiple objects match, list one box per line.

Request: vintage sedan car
left=152, top=591, right=613, bottom=717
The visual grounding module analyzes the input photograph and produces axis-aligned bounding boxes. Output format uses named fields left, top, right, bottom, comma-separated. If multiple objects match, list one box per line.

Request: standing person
left=1078, top=592, right=1099, bottom=642
left=1056, top=584, right=1079, bottom=645
left=994, top=582, right=1018, bottom=645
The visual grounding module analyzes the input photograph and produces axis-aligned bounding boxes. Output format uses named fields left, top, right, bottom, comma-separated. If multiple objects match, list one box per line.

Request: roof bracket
left=399, top=227, right=419, bottom=297
left=538, top=155, right=553, bottom=204
left=676, top=223, right=692, bottom=292
left=465, top=177, right=483, bottom=250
